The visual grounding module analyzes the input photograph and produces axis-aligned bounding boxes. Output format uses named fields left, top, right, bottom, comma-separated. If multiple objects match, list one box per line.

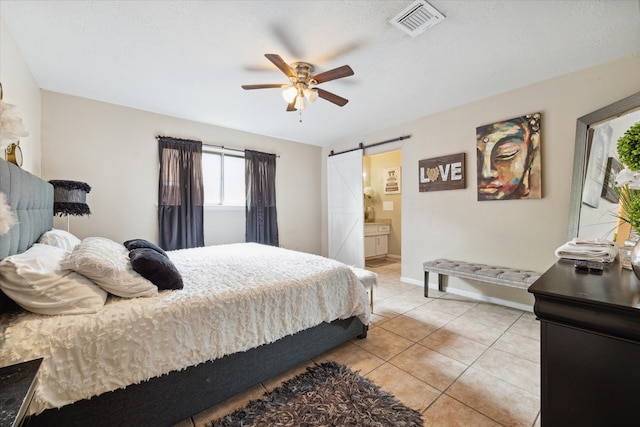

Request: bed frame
left=0, top=160, right=367, bottom=427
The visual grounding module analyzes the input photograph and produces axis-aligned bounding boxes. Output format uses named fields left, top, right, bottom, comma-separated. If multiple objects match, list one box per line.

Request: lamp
left=282, top=85, right=318, bottom=110
left=281, top=86, right=297, bottom=103
left=1, top=82, right=29, bottom=165
left=49, top=180, right=91, bottom=232
left=294, top=92, right=306, bottom=110
left=304, top=88, right=318, bottom=103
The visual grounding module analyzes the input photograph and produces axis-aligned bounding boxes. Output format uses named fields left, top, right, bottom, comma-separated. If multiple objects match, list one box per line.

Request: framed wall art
left=418, top=153, right=465, bottom=192
left=601, top=156, right=622, bottom=204
left=581, top=124, right=615, bottom=208
left=476, top=112, right=541, bottom=201
left=384, top=167, right=401, bottom=194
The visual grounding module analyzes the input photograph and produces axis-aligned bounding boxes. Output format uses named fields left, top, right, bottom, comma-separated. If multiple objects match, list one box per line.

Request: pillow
left=61, top=237, right=158, bottom=298
left=129, top=248, right=184, bottom=290
left=124, top=238, right=168, bottom=257
left=38, top=228, right=81, bottom=252
left=0, top=244, right=108, bottom=315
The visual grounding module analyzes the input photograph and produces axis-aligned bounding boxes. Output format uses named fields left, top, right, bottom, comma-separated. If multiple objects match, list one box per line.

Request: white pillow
left=0, top=244, right=108, bottom=315
left=60, top=237, right=158, bottom=298
left=38, top=228, right=81, bottom=252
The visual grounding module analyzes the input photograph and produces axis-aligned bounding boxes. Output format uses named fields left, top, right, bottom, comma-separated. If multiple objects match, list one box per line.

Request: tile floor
left=177, top=259, right=541, bottom=427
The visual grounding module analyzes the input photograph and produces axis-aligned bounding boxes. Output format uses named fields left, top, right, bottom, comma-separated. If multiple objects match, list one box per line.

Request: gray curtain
left=245, top=149, right=279, bottom=246
left=158, top=136, right=204, bottom=250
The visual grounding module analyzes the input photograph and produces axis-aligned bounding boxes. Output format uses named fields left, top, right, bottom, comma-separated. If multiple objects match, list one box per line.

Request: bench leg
left=424, top=271, right=429, bottom=298
left=425, top=271, right=447, bottom=298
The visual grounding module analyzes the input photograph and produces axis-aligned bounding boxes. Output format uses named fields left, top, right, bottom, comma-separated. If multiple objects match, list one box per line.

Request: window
left=202, top=148, right=245, bottom=206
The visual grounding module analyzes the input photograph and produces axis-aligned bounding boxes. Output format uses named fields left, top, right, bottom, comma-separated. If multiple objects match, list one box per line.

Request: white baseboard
left=401, top=276, right=421, bottom=286
left=400, top=276, right=533, bottom=312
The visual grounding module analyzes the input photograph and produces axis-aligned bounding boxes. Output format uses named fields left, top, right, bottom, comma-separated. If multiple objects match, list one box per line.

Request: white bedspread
left=0, top=243, right=370, bottom=416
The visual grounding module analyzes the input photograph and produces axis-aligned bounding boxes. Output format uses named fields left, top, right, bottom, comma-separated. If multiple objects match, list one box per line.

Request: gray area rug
left=209, top=361, right=423, bottom=426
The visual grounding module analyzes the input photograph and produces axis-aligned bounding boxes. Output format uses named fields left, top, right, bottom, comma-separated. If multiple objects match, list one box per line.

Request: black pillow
left=129, top=248, right=183, bottom=290
left=124, top=239, right=168, bottom=258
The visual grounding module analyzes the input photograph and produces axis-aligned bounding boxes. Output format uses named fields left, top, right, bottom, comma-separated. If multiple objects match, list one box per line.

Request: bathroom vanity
left=364, top=222, right=390, bottom=259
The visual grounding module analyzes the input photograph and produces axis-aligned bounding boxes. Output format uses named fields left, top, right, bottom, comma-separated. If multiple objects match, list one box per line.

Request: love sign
left=418, top=153, right=466, bottom=192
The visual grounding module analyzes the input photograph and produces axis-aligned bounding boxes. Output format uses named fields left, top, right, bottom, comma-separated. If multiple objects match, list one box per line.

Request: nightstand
left=0, top=358, right=42, bottom=427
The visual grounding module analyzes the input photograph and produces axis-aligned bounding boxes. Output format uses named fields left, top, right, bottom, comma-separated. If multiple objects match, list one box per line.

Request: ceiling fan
left=242, top=54, right=354, bottom=112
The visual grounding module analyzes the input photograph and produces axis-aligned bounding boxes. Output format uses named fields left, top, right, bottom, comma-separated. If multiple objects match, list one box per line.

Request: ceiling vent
left=390, top=0, right=445, bottom=37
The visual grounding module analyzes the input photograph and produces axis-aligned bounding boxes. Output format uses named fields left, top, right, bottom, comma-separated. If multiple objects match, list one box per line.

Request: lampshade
left=304, top=88, right=318, bottom=103
left=294, top=94, right=306, bottom=110
left=0, top=82, right=29, bottom=152
left=49, top=180, right=91, bottom=217
left=281, top=86, right=297, bottom=103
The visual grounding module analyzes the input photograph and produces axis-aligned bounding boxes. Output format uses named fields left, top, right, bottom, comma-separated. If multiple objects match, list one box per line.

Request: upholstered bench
left=351, top=267, right=377, bottom=311
left=422, top=259, right=541, bottom=298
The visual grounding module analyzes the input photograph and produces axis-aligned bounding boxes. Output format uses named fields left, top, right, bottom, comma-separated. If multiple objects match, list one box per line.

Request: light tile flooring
left=177, top=259, right=541, bottom=427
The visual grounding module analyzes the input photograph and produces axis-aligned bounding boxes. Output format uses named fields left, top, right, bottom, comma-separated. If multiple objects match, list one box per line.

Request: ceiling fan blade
left=316, top=88, right=349, bottom=107
left=269, top=22, right=304, bottom=59
left=310, top=65, right=354, bottom=84
left=286, top=99, right=297, bottom=112
left=265, top=53, right=296, bottom=79
left=242, top=84, right=285, bottom=90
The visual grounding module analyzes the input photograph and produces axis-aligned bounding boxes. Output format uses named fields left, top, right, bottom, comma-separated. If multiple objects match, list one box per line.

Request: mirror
left=567, top=91, right=640, bottom=241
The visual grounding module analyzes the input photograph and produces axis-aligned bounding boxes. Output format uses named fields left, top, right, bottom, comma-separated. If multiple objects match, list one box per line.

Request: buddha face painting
left=476, top=113, right=541, bottom=201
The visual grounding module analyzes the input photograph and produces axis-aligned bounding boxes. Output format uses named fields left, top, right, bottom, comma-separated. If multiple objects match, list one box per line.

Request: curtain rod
left=328, top=135, right=411, bottom=157
left=203, top=143, right=280, bottom=158
left=155, top=135, right=279, bottom=157
left=202, top=142, right=247, bottom=154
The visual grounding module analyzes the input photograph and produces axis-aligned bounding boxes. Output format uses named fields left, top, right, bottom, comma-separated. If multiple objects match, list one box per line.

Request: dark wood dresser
left=528, top=259, right=640, bottom=427
left=0, top=358, right=42, bottom=427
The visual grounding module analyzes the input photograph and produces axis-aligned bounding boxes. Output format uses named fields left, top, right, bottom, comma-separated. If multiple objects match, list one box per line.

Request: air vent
left=390, top=0, right=445, bottom=37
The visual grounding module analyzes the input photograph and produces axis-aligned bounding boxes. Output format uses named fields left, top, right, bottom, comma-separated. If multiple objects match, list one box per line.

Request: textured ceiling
left=1, top=1, right=639, bottom=146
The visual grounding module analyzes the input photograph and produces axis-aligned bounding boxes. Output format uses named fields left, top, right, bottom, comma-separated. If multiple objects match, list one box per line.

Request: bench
left=423, top=259, right=541, bottom=298
left=351, top=267, right=377, bottom=311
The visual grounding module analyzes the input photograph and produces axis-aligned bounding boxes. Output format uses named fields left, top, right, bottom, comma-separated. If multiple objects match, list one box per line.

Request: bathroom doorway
left=363, top=149, right=402, bottom=267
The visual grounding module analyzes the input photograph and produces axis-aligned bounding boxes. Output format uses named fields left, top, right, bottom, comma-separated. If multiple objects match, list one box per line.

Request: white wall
left=0, top=17, right=41, bottom=175
left=323, top=54, right=640, bottom=308
left=40, top=91, right=323, bottom=254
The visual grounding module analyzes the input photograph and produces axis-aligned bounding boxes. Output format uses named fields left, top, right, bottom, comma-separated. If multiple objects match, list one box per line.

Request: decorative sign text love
left=418, top=153, right=466, bottom=192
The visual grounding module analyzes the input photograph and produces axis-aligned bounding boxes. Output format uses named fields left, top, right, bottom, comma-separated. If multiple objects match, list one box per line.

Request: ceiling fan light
left=282, top=86, right=297, bottom=103
left=294, top=95, right=306, bottom=110
left=305, top=88, right=319, bottom=103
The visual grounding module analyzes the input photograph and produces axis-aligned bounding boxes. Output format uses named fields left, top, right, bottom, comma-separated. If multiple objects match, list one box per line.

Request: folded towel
left=570, top=238, right=617, bottom=247
left=555, top=238, right=619, bottom=263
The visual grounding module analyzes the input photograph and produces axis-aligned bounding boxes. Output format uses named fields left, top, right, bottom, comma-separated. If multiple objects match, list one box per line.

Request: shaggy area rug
left=209, top=361, right=423, bottom=427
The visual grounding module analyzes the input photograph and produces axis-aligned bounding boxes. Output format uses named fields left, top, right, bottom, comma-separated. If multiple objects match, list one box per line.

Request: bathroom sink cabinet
left=364, top=223, right=390, bottom=259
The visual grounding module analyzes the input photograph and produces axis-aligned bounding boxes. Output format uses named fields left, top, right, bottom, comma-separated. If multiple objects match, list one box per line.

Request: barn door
left=328, top=150, right=364, bottom=268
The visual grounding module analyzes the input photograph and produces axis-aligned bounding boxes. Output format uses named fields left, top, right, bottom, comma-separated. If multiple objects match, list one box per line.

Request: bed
left=0, top=159, right=371, bottom=426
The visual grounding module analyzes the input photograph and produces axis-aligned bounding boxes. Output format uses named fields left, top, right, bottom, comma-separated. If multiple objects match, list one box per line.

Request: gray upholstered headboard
left=0, top=159, right=53, bottom=259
